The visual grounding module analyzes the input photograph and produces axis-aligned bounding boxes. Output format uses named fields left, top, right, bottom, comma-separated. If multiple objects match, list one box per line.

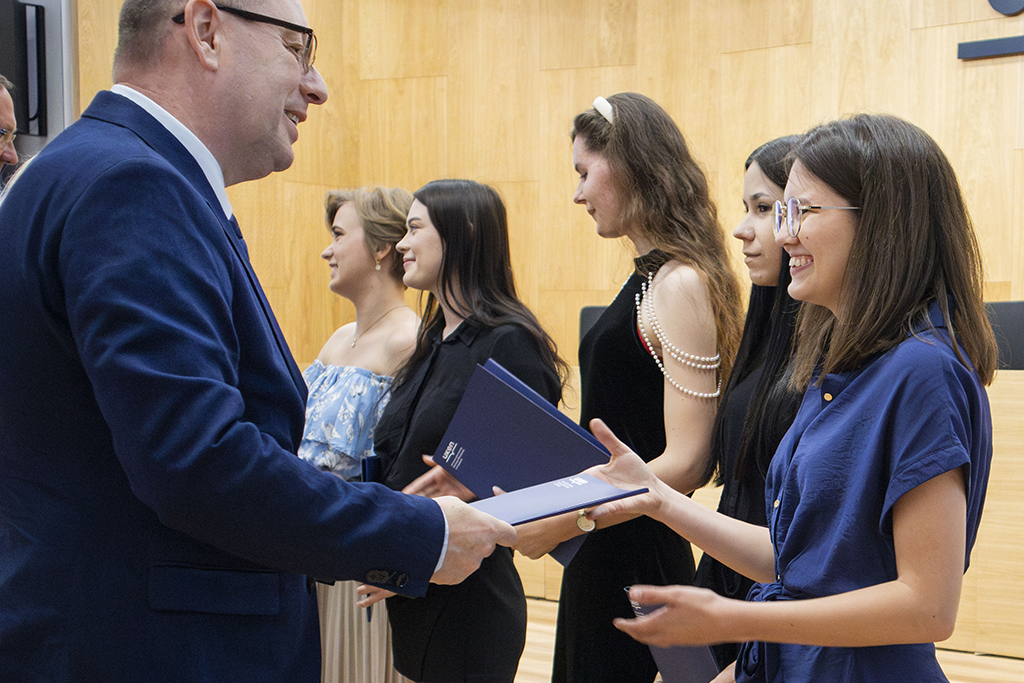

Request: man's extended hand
left=430, top=496, right=516, bottom=585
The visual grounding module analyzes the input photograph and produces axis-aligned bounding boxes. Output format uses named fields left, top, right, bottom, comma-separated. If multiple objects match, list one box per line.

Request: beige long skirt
left=317, top=580, right=413, bottom=683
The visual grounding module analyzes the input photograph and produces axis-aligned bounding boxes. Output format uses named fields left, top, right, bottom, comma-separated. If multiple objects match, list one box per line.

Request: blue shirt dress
left=737, top=305, right=992, bottom=682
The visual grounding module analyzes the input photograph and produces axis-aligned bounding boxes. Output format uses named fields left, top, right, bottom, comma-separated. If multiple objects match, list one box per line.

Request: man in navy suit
left=0, top=1, right=515, bottom=681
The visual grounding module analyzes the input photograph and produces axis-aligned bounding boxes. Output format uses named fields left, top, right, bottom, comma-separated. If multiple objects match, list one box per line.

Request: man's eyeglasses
left=773, top=197, right=860, bottom=237
left=172, top=4, right=317, bottom=73
left=0, top=128, right=15, bottom=148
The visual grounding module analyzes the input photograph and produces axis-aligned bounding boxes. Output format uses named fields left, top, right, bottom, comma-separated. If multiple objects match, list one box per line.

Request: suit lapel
left=84, top=91, right=307, bottom=399
left=221, top=214, right=307, bottom=395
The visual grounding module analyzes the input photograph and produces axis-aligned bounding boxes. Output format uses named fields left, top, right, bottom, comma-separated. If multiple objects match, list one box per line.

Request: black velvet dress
left=552, top=251, right=697, bottom=683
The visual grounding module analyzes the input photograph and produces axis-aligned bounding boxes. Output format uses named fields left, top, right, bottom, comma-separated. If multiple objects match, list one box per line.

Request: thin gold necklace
left=351, top=305, right=406, bottom=347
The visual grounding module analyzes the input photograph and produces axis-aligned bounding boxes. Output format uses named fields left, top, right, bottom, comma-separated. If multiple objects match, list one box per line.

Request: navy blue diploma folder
left=470, top=472, right=646, bottom=526
left=626, top=590, right=721, bottom=683
left=432, top=359, right=618, bottom=564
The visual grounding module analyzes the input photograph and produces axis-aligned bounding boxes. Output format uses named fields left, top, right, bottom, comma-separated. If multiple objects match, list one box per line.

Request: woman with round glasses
left=510, top=92, right=743, bottom=683
left=586, top=113, right=996, bottom=683
left=695, top=135, right=804, bottom=672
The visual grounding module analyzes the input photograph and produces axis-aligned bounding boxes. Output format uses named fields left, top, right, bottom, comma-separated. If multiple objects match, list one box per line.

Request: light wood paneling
left=358, top=0, right=447, bottom=80
left=515, top=598, right=1024, bottom=683
left=73, top=0, right=1024, bottom=657
left=941, top=370, right=1024, bottom=657
left=446, top=0, right=540, bottom=182
left=539, top=0, right=637, bottom=70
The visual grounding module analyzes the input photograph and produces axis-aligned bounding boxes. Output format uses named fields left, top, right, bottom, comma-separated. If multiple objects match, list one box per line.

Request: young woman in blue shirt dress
left=588, top=114, right=997, bottom=683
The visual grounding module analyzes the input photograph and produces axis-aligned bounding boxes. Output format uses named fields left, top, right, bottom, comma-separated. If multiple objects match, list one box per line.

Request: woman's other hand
left=403, top=455, right=476, bottom=501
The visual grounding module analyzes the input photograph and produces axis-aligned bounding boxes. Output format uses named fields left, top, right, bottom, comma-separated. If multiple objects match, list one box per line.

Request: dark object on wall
left=986, top=301, right=1024, bottom=370
left=990, top=0, right=1024, bottom=17
left=0, top=0, right=47, bottom=136
left=958, top=34, right=1024, bottom=60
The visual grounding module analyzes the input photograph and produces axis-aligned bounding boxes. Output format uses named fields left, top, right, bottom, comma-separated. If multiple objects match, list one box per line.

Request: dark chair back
left=986, top=301, right=1024, bottom=370
left=579, top=306, right=607, bottom=343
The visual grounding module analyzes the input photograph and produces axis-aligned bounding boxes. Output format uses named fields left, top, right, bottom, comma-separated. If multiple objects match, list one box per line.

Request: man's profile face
left=0, top=87, right=18, bottom=168
left=218, top=0, right=327, bottom=184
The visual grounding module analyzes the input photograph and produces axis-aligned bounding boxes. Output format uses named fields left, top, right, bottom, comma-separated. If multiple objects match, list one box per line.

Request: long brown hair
left=789, top=114, right=996, bottom=388
left=572, top=92, right=743, bottom=381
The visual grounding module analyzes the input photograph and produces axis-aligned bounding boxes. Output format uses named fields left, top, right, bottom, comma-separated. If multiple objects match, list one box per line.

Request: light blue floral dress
left=298, top=361, right=392, bottom=481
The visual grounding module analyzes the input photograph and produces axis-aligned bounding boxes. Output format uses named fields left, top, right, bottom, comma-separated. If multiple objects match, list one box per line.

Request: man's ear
left=182, top=0, right=224, bottom=71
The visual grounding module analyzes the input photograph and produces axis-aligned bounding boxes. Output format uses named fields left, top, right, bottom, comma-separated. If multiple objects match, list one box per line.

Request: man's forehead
left=264, top=0, right=310, bottom=25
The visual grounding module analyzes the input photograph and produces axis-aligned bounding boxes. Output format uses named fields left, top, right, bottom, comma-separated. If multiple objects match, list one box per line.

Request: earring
left=375, top=259, right=381, bottom=271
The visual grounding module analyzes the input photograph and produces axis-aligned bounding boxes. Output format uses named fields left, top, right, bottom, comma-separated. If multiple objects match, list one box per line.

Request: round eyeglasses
left=773, top=197, right=860, bottom=237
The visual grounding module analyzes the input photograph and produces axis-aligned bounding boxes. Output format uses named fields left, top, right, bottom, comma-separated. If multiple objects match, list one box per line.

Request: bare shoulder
left=317, top=322, right=357, bottom=365
left=649, top=260, right=714, bottom=323
left=638, top=259, right=717, bottom=362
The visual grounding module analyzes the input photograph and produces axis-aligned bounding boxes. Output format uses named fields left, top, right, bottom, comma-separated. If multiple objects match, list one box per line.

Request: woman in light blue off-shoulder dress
left=300, top=187, right=419, bottom=683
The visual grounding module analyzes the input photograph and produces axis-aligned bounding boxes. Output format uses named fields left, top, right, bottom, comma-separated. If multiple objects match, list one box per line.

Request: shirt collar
left=111, top=85, right=233, bottom=220
left=429, top=317, right=483, bottom=347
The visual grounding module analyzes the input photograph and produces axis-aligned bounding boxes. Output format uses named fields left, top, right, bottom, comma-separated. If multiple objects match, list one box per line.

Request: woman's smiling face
left=777, top=160, right=859, bottom=316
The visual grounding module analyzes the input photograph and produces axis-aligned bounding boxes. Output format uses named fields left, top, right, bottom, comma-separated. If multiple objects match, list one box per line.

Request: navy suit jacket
left=0, top=91, right=444, bottom=682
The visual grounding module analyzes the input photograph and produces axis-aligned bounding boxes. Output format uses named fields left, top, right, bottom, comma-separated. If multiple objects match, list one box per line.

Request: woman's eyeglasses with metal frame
left=773, top=197, right=860, bottom=237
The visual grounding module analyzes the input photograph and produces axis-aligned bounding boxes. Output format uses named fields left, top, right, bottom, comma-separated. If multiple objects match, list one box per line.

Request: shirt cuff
left=434, top=504, right=450, bottom=574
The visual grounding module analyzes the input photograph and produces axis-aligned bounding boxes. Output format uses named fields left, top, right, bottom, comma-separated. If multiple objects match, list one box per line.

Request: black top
left=374, top=318, right=560, bottom=683
left=578, top=250, right=669, bottom=460
left=376, top=319, right=561, bottom=489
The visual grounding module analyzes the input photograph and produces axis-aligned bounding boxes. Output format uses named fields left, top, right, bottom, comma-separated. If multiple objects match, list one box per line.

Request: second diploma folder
left=432, top=359, right=638, bottom=564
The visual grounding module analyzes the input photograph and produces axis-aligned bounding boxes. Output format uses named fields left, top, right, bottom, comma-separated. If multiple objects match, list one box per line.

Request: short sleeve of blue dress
left=740, top=311, right=992, bottom=683
left=298, top=360, right=392, bottom=481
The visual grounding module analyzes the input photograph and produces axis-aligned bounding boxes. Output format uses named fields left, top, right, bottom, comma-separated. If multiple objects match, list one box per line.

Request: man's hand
left=430, top=496, right=516, bottom=585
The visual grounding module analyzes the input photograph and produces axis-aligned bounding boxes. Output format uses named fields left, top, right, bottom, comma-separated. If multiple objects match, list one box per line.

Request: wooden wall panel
left=716, top=0, right=812, bottom=54
left=809, top=0, right=912, bottom=121
left=357, top=76, right=449, bottom=187
left=911, top=19, right=1022, bottom=301
left=539, top=0, right=637, bottom=70
left=940, top=371, right=1024, bottom=656
left=446, top=0, right=540, bottom=182
left=71, top=0, right=1024, bottom=656
left=716, top=43, right=815, bottom=277
left=357, top=0, right=447, bottom=80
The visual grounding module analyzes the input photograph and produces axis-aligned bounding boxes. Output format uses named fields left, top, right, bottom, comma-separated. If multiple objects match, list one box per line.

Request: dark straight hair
left=702, top=136, right=804, bottom=486
left=393, top=179, right=569, bottom=395
left=788, top=115, right=996, bottom=388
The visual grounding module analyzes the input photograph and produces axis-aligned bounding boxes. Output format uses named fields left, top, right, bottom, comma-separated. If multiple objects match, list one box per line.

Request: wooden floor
left=514, top=598, right=1024, bottom=683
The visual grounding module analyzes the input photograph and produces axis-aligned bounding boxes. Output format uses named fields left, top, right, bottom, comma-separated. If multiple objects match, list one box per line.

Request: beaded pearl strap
left=635, top=271, right=721, bottom=399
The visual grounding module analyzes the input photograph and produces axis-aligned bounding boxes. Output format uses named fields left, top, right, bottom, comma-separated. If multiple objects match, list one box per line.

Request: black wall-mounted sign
left=958, top=2, right=1024, bottom=60
left=959, top=34, right=1024, bottom=59
left=990, top=0, right=1024, bottom=17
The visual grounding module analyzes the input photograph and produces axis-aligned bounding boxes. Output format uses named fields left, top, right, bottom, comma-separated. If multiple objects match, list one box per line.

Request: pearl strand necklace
left=635, top=271, right=721, bottom=399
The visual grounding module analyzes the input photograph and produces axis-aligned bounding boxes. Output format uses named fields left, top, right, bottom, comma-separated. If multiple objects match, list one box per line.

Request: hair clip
left=593, top=96, right=613, bottom=124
